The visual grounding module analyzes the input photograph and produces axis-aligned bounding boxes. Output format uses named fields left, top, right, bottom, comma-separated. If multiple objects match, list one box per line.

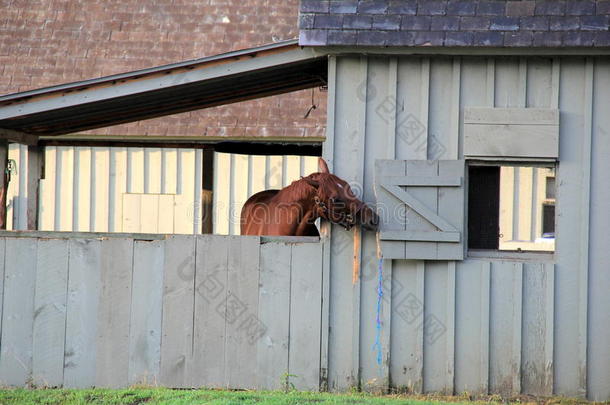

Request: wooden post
left=27, top=145, right=44, bottom=230
left=0, top=140, right=7, bottom=230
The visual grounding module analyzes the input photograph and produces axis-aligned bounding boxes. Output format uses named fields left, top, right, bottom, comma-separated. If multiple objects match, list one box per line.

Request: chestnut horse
left=240, top=158, right=379, bottom=236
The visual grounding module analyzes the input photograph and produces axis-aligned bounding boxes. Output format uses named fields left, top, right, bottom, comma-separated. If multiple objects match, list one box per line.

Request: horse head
left=304, top=158, right=379, bottom=232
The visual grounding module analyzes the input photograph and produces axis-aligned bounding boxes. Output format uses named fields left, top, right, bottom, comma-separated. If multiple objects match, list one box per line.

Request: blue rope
left=372, top=257, right=383, bottom=366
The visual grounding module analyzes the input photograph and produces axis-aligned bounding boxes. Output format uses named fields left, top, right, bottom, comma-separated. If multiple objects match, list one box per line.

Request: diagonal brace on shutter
left=379, top=177, right=462, bottom=243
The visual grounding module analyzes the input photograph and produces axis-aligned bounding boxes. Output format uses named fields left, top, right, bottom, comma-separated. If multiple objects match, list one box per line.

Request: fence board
left=96, top=238, right=134, bottom=388
left=390, top=260, right=424, bottom=393
left=521, top=263, right=554, bottom=396
left=224, top=236, right=260, bottom=388
left=0, top=239, right=5, bottom=360
left=33, top=239, right=69, bottom=387
left=0, top=238, right=37, bottom=386
left=489, top=261, right=523, bottom=396
left=128, top=240, right=164, bottom=386
left=64, top=238, right=101, bottom=388
left=159, top=235, right=196, bottom=387
left=455, top=260, right=490, bottom=394
left=257, top=242, right=291, bottom=390
left=289, top=242, right=323, bottom=391
left=191, top=235, right=229, bottom=388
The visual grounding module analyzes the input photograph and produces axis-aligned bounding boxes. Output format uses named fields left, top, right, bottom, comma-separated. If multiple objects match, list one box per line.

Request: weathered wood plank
left=128, top=240, right=164, bottom=386
left=224, top=235, right=260, bottom=388
left=437, top=160, right=465, bottom=260
left=390, top=260, right=424, bottom=393
left=521, top=263, right=554, bottom=396
left=464, top=123, right=559, bottom=159
left=375, top=160, right=406, bottom=259
left=0, top=239, right=5, bottom=361
left=289, top=242, right=323, bottom=391
left=96, top=238, right=134, bottom=388
left=489, top=261, right=523, bottom=396
left=0, top=238, right=37, bottom=386
left=327, top=56, right=364, bottom=391
left=159, top=235, right=196, bottom=387
left=63, top=238, right=101, bottom=388
left=381, top=231, right=460, bottom=243
left=454, top=260, right=490, bottom=395
left=404, top=161, right=438, bottom=260
left=587, top=58, right=610, bottom=401
left=382, top=176, right=462, bottom=187
left=32, top=238, right=69, bottom=387
left=464, top=107, right=559, bottom=125
left=423, top=262, right=451, bottom=393
left=554, top=59, right=588, bottom=398
left=256, top=242, right=291, bottom=390
left=191, top=234, right=229, bottom=388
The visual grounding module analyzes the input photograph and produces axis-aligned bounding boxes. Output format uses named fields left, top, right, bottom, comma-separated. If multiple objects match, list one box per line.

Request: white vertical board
left=73, top=148, right=92, bottom=232
left=0, top=238, right=37, bottom=386
left=38, top=146, right=56, bottom=231
left=128, top=240, right=164, bottom=385
left=108, top=147, right=125, bottom=232
left=32, top=239, right=69, bottom=387
left=93, top=147, right=110, bottom=232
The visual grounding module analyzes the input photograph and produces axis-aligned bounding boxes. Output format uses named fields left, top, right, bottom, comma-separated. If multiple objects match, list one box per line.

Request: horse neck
left=274, top=178, right=318, bottom=221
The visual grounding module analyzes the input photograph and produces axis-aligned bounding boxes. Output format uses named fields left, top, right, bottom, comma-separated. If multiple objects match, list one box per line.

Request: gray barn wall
left=323, top=55, right=609, bottom=400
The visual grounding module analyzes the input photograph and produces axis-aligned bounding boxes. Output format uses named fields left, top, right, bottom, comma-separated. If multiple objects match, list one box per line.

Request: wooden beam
left=0, top=128, right=38, bottom=145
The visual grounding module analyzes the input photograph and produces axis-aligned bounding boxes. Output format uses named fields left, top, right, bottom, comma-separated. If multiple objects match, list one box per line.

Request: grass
left=0, top=388, right=606, bottom=405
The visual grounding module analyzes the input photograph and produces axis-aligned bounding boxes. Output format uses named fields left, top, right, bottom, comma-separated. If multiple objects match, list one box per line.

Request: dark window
left=542, top=204, right=555, bottom=237
left=468, top=164, right=556, bottom=252
left=468, top=165, right=500, bottom=249
left=545, top=177, right=556, bottom=199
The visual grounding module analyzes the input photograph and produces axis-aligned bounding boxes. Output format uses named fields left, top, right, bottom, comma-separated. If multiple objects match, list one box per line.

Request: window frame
left=465, top=159, right=557, bottom=259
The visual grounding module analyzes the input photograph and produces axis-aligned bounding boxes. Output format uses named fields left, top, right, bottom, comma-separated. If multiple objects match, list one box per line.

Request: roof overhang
left=0, top=40, right=328, bottom=144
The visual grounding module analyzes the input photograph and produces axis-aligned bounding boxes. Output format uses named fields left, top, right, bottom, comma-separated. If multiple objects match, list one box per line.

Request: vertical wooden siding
left=326, top=55, right=608, bottom=399
left=0, top=234, right=323, bottom=390
left=5, top=148, right=318, bottom=235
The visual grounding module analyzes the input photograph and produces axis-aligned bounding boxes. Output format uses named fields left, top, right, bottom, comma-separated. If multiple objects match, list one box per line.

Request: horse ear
left=302, top=175, right=319, bottom=189
left=318, top=157, right=330, bottom=174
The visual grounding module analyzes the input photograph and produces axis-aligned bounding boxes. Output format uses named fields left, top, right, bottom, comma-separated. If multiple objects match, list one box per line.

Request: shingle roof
left=299, top=0, right=610, bottom=47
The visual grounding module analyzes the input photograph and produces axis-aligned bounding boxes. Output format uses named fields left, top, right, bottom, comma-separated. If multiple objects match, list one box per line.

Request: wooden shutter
left=464, top=107, right=559, bottom=160
left=375, top=159, right=465, bottom=260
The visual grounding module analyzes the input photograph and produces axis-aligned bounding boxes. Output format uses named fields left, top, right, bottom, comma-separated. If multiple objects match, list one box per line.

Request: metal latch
left=5, top=159, right=17, bottom=183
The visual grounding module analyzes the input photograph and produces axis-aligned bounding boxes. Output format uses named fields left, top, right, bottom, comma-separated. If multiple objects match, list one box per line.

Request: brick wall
left=0, top=0, right=326, bottom=139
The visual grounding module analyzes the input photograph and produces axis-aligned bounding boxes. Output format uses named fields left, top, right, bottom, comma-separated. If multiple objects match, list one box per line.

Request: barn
left=0, top=0, right=609, bottom=401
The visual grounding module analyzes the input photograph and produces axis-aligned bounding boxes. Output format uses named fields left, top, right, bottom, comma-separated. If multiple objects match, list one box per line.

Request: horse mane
left=276, top=174, right=319, bottom=202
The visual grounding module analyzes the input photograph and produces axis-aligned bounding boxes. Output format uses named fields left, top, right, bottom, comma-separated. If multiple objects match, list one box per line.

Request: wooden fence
left=0, top=233, right=323, bottom=390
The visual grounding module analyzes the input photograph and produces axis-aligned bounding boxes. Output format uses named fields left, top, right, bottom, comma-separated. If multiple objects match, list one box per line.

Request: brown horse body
left=240, top=158, right=378, bottom=236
